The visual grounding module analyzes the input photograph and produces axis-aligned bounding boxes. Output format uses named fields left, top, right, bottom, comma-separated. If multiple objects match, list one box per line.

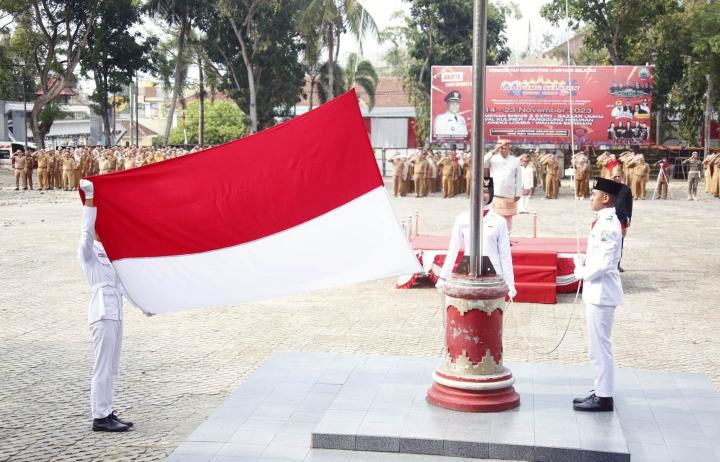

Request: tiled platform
left=166, top=352, right=720, bottom=462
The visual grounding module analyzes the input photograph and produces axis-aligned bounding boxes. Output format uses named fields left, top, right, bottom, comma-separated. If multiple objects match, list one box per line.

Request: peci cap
left=483, top=176, right=494, bottom=204
left=445, top=90, right=461, bottom=102
left=594, top=177, right=623, bottom=196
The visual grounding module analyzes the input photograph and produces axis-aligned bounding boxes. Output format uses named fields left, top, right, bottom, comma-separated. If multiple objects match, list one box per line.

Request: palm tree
left=342, top=53, right=378, bottom=109
left=316, top=53, right=378, bottom=110
left=297, top=0, right=379, bottom=101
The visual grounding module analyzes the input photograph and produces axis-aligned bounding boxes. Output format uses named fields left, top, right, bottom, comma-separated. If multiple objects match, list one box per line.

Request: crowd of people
left=388, top=144, right=720, bottom=204
left=10, top=146, right=203, bottom=191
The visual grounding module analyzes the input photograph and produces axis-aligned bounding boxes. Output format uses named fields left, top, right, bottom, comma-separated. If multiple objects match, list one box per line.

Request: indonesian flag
left=83, top=90, right=421, bottom=315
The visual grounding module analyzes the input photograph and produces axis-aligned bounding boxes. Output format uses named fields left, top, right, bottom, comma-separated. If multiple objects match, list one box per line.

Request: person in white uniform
left=437, top=177, right=517, bottom=299
left=518, top=154, right=535, bottom=213
left=572, top=177, right=624, bottom=412
left=433, top=91, right=468, bottom=139
left=484, top=140, right=522, bottom=231
left=78, top=179, right=135, bottom=432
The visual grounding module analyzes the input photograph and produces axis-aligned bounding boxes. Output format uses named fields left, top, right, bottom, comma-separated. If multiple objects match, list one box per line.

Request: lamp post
left=426, top=0, right=519, bottom=412
left=17, top=59, right=28, bottom=153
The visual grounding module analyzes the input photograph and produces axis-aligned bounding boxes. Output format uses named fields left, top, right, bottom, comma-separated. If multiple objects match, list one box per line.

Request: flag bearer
left=572, top=178, right=624, bottom=412
left=78, top=179, right=135, bottom=432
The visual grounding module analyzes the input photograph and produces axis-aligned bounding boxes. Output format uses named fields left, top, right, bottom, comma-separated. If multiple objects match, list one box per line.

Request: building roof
left=119, top=120, right=158, bottom=137
left=35, top=77, right=78, bottom=97
left=299, top=76, right=413, bottom=109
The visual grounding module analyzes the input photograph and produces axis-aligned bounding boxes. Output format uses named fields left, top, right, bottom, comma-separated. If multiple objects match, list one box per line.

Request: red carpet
left=399, top=236, right=587, bottom=305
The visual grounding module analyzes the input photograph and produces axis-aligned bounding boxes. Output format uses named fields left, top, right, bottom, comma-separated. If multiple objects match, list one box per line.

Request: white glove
left=573, top=254, right=585, bottom=268
left=79, top=179, right=94, bottom=199
left=508, top=286, right=517, bottom=299
left=574, top=265, right=586, bottom=280
left=435, top=279, right=446, bottom=293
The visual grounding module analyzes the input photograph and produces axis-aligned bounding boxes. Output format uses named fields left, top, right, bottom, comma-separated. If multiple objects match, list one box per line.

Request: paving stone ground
left=1, top=167, right=719, bottom=461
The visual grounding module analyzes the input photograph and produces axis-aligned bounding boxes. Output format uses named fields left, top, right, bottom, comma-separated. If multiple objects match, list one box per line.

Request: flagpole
left=469, top=0, right=488, bottom=277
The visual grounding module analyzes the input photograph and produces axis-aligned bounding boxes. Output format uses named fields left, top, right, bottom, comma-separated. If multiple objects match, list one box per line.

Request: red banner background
left=431, top=65, right=654, bottom=146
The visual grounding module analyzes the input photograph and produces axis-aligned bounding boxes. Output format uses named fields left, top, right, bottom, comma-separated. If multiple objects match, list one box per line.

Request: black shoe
left=618, top=266, right=625, bottom=273
left=573, top=395, right=613, bottom=412
left=573, top=392, right=595, bottom=404
left=92, top=415, right=130, bottom=432
left=109, top=411, right=134, bottom=428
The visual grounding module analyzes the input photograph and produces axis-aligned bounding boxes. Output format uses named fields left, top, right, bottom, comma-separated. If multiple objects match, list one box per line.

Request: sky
left=339, top=0, right=559, bottom=66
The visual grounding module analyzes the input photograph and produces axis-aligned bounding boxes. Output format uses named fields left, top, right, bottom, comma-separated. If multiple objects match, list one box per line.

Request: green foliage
left=399, top=0, right=511, bottom=145
left=541, top=0, right=679, bottom=65
left=200, top=0, right=306, bottom=129
left=81, top=0, right=155, bottom=144
left=168, top=99, right=245, bottom=145
left=315, top=53, right=378, bottom=109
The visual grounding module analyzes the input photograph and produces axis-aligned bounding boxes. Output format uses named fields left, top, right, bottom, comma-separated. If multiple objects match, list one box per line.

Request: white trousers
left=586, top=303, right=615, bottom=397
left=519, top=195, right=530, bottom=213
left=90, top=319, right=122, bottom=419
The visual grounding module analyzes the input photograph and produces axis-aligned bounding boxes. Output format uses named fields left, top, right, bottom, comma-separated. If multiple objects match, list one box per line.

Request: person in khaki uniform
left=413, top=153, right=429, bottom=197
left=595, top=152, right=610, bottom=179
left=627, top=154, right=650, bottom=199
left=24, top=152, right=35, bottom=190
left=703, top=153, right=718, bottom=195
left=652, top=158, right=672, bottom=200
left=426, top=153, right=437, bottom=195
left=98, top=154, right=111, bottom=175
left=618, top=151, right=635, bottom=185
left=37, top=152, right=49, bottom=190
left=54, top=152, right=63, bottom=188
left=154, top=151, right=165, bottom=164
left=713, top=154, right=720, bottom=198
left=123, top=154, right=134, bottom=171
left=47, top=152, right=56, bottom=190
left=389, top=154, right=406, bottom=197
left=63, top=153, right=77, bottom=191
left=12, top=151, right=26, bottom=190
left=438, top=153, right=457, bottom=198
left=572, top=152, right=592, bottom=199
left=540, top=153, right=559, bottom=199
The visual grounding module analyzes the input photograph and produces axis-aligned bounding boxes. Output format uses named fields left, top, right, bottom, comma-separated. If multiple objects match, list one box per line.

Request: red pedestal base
left=426, top=382, right=520, bottom=412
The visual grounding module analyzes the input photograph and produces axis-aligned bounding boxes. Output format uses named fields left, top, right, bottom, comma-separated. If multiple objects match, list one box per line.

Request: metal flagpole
left=469, top=0, right=488, bottom=277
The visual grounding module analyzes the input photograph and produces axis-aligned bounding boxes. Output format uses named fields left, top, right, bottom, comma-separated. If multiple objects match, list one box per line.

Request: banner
left=431, top=65, right=654, bottom=146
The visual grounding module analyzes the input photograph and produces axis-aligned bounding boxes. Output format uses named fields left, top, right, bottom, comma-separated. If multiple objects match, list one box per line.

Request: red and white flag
left=83, top=90, right=421, bottom=315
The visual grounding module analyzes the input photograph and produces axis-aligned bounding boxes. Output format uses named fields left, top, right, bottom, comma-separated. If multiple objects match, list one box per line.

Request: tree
left=145, top=0, right=207, bottom=144
left=168, top=99, right=245, bottom=145
left=297, top=0, right=380, bottom=101
left=400, top=0, right=512, bottom=144
left=201, top=0, right=306, bottom=130
left=0, top=0, right=100, bottom=148
left=540, top=0, right=679, bottom=65
left=81, top=0, right=156, bottom=146
left=316, top=53, right=379, bottom=109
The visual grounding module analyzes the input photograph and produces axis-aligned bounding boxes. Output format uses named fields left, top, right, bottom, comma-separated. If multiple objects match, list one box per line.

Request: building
left=294, top=76, right=419, bottom=149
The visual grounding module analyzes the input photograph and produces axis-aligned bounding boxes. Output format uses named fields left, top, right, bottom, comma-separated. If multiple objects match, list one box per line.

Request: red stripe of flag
left=86, top=90, right=382, bottom=261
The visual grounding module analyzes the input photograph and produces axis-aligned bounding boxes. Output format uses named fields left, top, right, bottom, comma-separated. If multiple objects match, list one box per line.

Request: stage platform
left=397, top=236, right=588, bottom=304
left=166, top=352, right=720, bottom=462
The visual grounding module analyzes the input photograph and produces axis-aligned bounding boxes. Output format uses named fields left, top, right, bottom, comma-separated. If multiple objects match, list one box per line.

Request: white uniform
left=484, top=154, right=523, bottom=199
left=78, top=207, right=125, bottom=419
left=434, top=112, right=468, bottom=138
left=519, top=164, right=535, bottom=213
left=574, top=207, right=624, bottom=398
left=438, top=207, right=516, bottom=296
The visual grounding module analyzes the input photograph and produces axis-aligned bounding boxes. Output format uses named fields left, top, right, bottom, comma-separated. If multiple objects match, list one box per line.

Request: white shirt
left=434, top=112, right=468, bottom=138
left=484, top=153, right=523, bottom=198
left=576, top=207, right=624, bottom=306
left=78, top=207, right=125, bottom=325
left=438, top=207, right=515, bottom=291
